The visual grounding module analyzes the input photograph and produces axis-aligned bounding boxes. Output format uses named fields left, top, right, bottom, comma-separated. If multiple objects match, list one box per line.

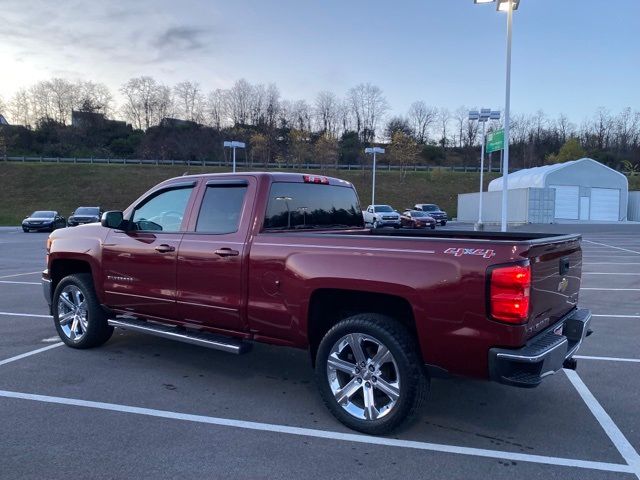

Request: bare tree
left=76, top=81, right=114, bottom=116
left=453, top=106, right=469, bottom=148
left=264, top=83, right=280, bottom=130
left=437, top=107, right=450, bottom=149
left=120, top=76, right=173, bottom=130
left=408, top=101, right=437, bottom=144
left=174, top=81, right=204, bottom=123
left=614, top=107, right=638, bottom=153
left=225, top=78, right=253, bottom=126
left=555, top=113, right=575, bottom=144
left=347, top=83, right=389, bottom=143
left=205, top=89, right=226, bottom=130
left=250, top=84, right=266, bottom=126
left=0, top=95, right=6, bottom=117
left=9, top=88, right=31, bottom=126
left=314, top=91, right=339, bottom=136
left=291, top=100, right=312, bottom=132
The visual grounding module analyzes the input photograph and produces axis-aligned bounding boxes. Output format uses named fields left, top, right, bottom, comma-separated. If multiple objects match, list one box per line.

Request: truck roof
left=166, top=171, right=353, bottom=187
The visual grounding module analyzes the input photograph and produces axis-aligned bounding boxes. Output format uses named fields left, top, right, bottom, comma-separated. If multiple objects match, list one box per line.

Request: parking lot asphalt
left=0, top=225, right=639, bottom=479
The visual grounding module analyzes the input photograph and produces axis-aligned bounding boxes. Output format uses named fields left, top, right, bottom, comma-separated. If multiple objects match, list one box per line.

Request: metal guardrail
left=1, top=155, right=507, bottom=173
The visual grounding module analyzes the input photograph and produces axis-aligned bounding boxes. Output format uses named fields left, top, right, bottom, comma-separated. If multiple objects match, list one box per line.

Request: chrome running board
left=108, top=317, right=250, bottom=354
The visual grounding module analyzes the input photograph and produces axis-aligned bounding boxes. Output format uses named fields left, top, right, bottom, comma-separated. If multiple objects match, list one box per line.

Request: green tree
left=546, top=137, right=586, bottom=164
left=314, top=133, right=338, bottom=170
left=250, top=133, right=269, bottom=166
left=389, top=131, right=420, bottom=179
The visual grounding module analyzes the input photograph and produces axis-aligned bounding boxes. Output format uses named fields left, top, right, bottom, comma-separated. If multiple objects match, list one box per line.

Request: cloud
left=153, top=26, right=210, bottom=53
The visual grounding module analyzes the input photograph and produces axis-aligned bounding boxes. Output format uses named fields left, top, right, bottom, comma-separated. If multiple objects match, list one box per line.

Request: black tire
left=431, top=224, right=436, bottom=230
left=22, top=227, right=28, bottom=233
left=53, top=273, right=113, bottom=349
left=441, top=221, right=447, bottom=226
left=393, top=224, right=400, bottom=229
left=315, top=313, right=428, bottom=435
left=372, top=220, right=378, bottom=229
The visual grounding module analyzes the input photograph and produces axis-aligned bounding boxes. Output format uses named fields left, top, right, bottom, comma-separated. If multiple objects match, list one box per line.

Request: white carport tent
left=488, top=158, right=628, bottom=222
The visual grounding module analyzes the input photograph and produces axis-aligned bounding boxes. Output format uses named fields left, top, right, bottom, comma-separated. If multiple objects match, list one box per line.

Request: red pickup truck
left=42, top=172, right=591, bottom=434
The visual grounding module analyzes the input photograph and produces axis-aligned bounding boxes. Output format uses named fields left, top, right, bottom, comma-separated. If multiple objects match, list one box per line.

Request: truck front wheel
left=53, top=273, right=113, bottom=349
left=315, top=313, right=427, bottom=434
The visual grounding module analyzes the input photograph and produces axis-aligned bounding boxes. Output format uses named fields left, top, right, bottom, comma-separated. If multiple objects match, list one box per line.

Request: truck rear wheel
left=53, top=273, right=113, bottom=349
left=315, top=313, right=427, bottom=434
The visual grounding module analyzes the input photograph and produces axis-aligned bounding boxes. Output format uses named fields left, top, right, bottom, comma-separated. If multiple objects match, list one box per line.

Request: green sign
left=486, top=129, right=504, bottom=154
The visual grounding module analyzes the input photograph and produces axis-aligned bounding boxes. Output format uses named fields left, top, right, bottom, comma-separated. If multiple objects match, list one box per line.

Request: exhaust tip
left=563, top=358, right=578, bottom=370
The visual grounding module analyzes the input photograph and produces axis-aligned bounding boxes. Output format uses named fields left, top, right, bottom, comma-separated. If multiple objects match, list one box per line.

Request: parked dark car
left=22, top=211, right=66, bottom=232
left=414, top=204, right=448, bottom=225
left=400, top=210, right=436, bottom=229
left=68, top=207, right=103, bottom=227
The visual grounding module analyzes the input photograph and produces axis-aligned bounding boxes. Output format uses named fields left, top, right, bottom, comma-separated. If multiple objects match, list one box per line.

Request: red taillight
left=303, top=175, right=329, bottom=184
left=489, top=264, right=531, bottom=324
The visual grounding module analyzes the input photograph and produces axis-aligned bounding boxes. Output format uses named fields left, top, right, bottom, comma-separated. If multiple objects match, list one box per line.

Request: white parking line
left=0, top=271, right=41, bottom=279
left=581, top=288, right=640, bottom=292
left=0, top=312, right=51, bottom=318
left=584, top=263, right=640, bottom=266
left=592, top=314, right=640, bottom=319
left=0, top=390, right=634, bottom=475
left=575, top=355, right=640, bottom=364
left=0, top=280, right=40, bottom=285
left=0, top=343, right=63, bottom=367
left=584, top=240, right=640, bottom=256
left=564, top=369, right=640, bottom=479
left=582, top=272, right=640, bottom=276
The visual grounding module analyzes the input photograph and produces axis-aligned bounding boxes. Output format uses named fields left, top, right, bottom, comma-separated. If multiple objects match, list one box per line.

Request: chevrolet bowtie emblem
left=558, top=277, right=569, bottom=293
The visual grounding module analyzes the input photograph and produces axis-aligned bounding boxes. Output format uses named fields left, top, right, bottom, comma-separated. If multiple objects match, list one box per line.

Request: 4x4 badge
left=444, top=247, right=496, bottom=259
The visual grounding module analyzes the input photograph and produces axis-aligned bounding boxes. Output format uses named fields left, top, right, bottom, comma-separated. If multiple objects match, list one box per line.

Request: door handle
left=155, top=244, right=175, bottom=253
left=214, top=248, right=239, bottom=257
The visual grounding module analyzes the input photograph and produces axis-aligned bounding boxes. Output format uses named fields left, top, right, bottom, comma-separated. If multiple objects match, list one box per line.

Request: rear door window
left=195, top=184, right=248, bottom=234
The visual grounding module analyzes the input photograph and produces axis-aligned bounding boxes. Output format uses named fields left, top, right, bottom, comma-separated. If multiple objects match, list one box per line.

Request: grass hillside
left=0, top=162, right=500, bottom=225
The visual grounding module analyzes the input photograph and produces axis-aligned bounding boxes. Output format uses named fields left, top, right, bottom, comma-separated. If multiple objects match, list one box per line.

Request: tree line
left=0, top=76, right=638, bottom=174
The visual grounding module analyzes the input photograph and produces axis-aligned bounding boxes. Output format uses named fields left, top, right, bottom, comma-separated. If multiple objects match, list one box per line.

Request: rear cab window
left=264, top=182, right=364, bottom=230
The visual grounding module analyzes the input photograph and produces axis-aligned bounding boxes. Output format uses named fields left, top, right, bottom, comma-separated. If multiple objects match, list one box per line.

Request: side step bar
left=108, top=318, right=250, bottom=354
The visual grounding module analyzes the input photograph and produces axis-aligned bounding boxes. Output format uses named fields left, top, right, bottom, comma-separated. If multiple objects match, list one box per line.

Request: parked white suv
left=363, top=205, right=401, bottom=228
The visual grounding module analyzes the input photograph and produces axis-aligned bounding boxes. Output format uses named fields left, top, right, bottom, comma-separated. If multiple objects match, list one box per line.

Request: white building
left=458, top=158, right=629, bottom=224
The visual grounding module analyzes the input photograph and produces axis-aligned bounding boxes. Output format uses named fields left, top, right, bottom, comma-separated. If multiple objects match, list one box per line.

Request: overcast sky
left=0, top=0, right=638, bottom=121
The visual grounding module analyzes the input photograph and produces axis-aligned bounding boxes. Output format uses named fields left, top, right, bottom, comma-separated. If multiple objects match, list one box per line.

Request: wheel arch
left=307, top=288, right=419, bottom=366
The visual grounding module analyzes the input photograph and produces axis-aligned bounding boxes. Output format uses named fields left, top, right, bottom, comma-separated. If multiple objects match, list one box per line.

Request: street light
left=474, top=0, right=518, bottom=232
left=469, top=108, right=501, bottom=230
left=223, top=141, right=246, bottom=173
left=364, top=147, right=385, bottom=206
left=275, top=196, right=293, bottom=229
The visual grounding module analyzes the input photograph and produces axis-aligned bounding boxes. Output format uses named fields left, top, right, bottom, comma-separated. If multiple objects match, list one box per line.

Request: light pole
left=365, top=147, right=385, bottom=206
left=469, top=109, right=501, bottom=230
left=275, top=196, right=293, bottom=228
left=223, top=141, right=246, bottom=173
left=473, top=0, right=519, bottom=231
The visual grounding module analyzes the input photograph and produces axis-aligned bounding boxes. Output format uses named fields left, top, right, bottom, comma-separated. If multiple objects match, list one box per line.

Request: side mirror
left=101, top=211, right=124, bottom=229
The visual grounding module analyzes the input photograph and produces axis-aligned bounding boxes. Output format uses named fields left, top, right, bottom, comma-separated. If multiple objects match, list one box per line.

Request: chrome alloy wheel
left=57, top=285, right=89, bottom=341
left=326, top=333, right=400, bottom=421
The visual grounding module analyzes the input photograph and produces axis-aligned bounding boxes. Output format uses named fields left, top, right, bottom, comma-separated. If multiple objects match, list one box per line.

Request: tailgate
left=525, top=235, right=582, bottom=339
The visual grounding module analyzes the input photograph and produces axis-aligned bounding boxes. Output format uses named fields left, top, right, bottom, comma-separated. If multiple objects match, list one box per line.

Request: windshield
left=410, top=211, right=428, bottom=217
left=374, top=206, right=394, bottom=213
left=421, top=205, right=439, bottom=212
left=75, top=207, right=99, bottom=215
left=264, top=182, right=364, bottom=230
left=31, top=211, right=54, bottom=218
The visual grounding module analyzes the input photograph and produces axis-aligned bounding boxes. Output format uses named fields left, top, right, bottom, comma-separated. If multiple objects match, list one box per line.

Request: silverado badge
left=557, top=277, right=569, bottom=293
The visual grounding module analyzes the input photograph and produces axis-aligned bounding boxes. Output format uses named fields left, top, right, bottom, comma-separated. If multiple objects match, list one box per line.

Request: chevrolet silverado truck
left=42, top=172, right=591, bottom=434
